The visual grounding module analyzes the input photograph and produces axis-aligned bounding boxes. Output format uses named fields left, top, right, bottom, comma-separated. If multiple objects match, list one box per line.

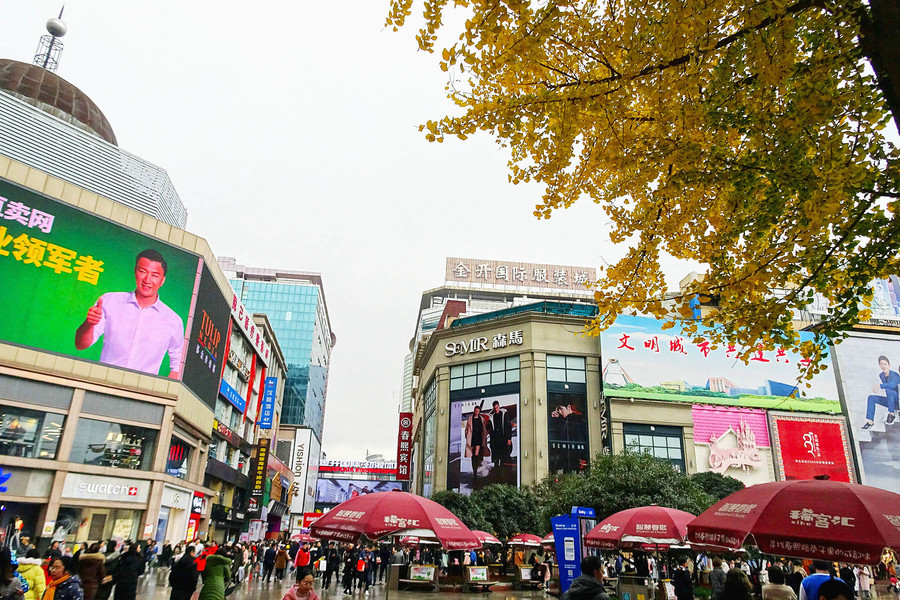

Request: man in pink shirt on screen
left=75, top=248, right=185, bottom=378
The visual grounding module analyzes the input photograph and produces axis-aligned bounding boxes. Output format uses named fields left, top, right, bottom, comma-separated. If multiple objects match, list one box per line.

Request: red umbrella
left=508, top=533, right=543, bottom=546
left=398, top=536, right=439, bottom=546
left=291, top=533, right=317, bottom=542
left=687, top=479, right=900, bottom=563
left=542, top=533, right=554, bottom=545
left=310, top=490, right=481, bottom=549
left=584, top=506, right=696, bottom=549
left=473, top=530, right=502, bottom=545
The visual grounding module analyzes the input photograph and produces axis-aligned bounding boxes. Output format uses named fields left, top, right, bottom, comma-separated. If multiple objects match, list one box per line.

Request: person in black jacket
left=168, top=547, right=199, bottom=600
left=262, top=545, right=276, bottom=584
left=113, top=543, right=145, bottom=600
left=673, top=559, right=694, bottom=600
left=562, top=555, right=610, bottom=600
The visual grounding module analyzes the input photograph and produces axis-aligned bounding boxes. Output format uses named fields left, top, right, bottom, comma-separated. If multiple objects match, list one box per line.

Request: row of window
left=0, top=405, right=195, bottom=477
left=449, top=356, right=521, bottom=391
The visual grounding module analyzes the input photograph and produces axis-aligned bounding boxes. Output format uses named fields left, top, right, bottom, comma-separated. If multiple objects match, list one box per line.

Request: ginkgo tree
left=387, top=0, right=900, bottom=375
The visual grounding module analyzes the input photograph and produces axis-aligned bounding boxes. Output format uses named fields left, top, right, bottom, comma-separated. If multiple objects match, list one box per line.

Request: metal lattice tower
left=602, top=358, right=635, bottom=386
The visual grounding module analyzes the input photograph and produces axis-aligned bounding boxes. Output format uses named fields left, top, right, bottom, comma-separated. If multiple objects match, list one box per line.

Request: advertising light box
left=0, top=178, right=229, bottom=408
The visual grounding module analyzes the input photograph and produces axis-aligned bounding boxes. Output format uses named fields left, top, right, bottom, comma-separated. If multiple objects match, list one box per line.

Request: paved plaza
left=133, top=568, right=551, bottom=600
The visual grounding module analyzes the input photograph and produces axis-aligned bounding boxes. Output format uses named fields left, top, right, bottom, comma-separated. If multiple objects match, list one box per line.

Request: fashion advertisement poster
left=448, top=393, right=519, bottom=495
left=768, top=411, right=855, bottom=483
left=0, top=178, right=205, bottom=383
left=831, top=333, right=900, bottom=492
left=547, top=391, right=590, bottom=473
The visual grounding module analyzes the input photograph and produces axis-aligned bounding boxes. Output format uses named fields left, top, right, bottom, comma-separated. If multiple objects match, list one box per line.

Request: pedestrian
left=262, top=546, right=276, bottom=584
left=801, top=562, right=846, bottom=600
left=17, top=549, right=45, bottom=600
left=377, top=546, right=391, bottom=584
left=275, top=547, right=289, bottom=582
left=763, top=567, right=797, bottom=600
left=93, top=542, right=119, bottom=600
left=144, top=542, right=158, bottom=574
left=168, top=546, right=199, bottom=600
left=855, top=566, right=872, bottom=600
left=721, top=569, right=754, bottom=600
left=294, top=546, right=310, bottom=582
left=342, top=547, right=356, bottom=594
left=673, top=559, right=693, bottom=600
left=198, top=551, right=231, bottom=600
left=43, top=557, right=83, bottom=600
left=711, top=558, right=728, bottom=600
left=816, top=580, right=855, bottom=600
left=323, top=546, right=339, bottom=590
left=561, top=555, right=609, bottom=600
left=283, top=569, right=318, bottom=600
left=788, top=563, right=807, bottom=598
left=160, top=543, right=173, bottom=570
left=839, top=565, right=856, bottom=598
left=112, top=544, right=144, bottom=600
left=1, top=547, right=24, bottom=600
left=76, top=544, right=105, bottom=600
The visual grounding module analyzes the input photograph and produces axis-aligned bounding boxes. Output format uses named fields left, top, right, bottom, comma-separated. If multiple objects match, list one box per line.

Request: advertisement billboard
left=0, top=178, right=232, bottom=408
left=396, top=412, right=413, bottom=480
left=290, top=428, right=319, bottom=516
left=768, top=411, right=855, bottom=483
left=448, top=393, right=519, bottom=495
left=315, top=478, right=405, bottom=504
left=250, top=438, right=269, bottom=498
left=0, top=178, right=199, bottom=377
left=830, top=332, right=900, bottom=491
left=691, top=405, right=775, bottom=485
left=547, top=390, right=589, bottom=473
left=600, top=315, right=841, bottom=412
left=181, top=263, right=230, bottom=409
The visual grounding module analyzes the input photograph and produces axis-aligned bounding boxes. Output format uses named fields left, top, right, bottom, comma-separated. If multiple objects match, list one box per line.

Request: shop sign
left=445, top=330, right=524, bottom=357
left=213, top=419, right=243, bottom=449
left=259, top=377, right=278, bottom=429
left=303, top=512, right=322, bottom=528
left=227, top=349, right=252, bottom=381
left=61, top=473, right=150, bottom=503
left=251, top=438, right=270, bottom=498
left=248, top=520, right=265, bottom=542
left=186, top=518, right=198, bottom=541
left=248, top=498, right=259, bottom=511
left=396, top=413, right=413, bottom=480
left=0, top=466, right=52, bottom=497
left=191, top=492, right=207, bottom=516
left=231, top=293, right=271, bottom=366
left=219, top=380, right=247, bottom=413
left=163, top=485, right=192, bottom=509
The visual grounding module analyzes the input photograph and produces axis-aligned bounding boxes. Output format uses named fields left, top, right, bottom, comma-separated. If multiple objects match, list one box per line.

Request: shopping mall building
left=410, top=300, right=862, bottom=497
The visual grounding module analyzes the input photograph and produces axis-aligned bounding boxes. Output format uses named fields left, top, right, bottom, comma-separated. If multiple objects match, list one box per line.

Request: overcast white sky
left=0, top=2, right=691, bottom=460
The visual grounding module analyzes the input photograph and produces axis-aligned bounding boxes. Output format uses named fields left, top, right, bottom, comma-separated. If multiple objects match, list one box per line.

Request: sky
left=0, top=2, right=695, bottom=460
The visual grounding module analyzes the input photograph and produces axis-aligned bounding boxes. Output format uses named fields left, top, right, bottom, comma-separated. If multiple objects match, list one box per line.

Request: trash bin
left=618, top=574, right=654, bottom=600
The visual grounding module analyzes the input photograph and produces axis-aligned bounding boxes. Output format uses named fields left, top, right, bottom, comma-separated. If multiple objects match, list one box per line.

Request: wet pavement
left=134, top=567, right=551, bottom=600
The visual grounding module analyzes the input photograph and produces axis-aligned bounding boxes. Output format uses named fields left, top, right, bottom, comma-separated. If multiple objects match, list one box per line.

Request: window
left=547, top=355, right=586, bottom=383
left=623, top=423, right=685, bottom=473
left=166, top=438, right=192, bottom=479
left=0, top=406, right=64, bottom=459
left=450, top=356, right=520, bottom=391
left=81, top=392, right=164, bottom=424
left=69, top=419, right=158, bottom=470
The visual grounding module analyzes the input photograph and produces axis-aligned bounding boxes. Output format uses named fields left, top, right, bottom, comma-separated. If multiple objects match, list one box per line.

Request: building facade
left=218, top=257, right=335, bottom=441
left=0, top=157, right=224, bottom=549
left=410, top=302, right=855, bottom=497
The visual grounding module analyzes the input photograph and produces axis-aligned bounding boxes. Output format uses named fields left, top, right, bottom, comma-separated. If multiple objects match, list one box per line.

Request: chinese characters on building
left=446, top=258, right=595, bottom=292
left=396, top=412, right=413, bottom=481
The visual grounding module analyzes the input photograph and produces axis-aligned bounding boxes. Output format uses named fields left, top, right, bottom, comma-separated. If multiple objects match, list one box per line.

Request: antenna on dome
left=34, top=5, right=67, bottom=72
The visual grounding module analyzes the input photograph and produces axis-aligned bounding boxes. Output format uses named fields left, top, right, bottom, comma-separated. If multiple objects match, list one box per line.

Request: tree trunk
left=858, top=0, right=900, bottom=136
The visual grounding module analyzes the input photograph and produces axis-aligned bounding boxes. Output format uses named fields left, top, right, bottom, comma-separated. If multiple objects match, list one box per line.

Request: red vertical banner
left=768, top=412, right=856, bottom=483
left=396, top=412, right=413, bottom=481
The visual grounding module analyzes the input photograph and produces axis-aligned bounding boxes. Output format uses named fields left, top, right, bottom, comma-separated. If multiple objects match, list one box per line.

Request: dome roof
left=0, top=59, right=117, bottom=145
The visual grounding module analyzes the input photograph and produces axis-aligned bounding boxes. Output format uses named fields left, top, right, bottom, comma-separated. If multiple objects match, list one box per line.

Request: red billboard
left=396, top=412, right=413, bottom=481
left=768, top=412, right=856, bottom=482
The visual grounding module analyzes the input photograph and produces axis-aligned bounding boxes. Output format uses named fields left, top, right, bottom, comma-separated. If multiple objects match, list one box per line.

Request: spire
left=33, top=6, right=67, bottom=72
